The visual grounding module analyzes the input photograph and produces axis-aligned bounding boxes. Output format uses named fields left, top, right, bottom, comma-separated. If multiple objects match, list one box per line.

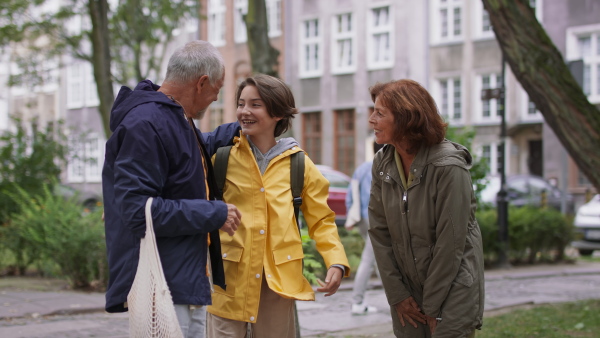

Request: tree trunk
left=483, top=0, right=600, bottom=192
left=245, top=0, right=280, bottom=77
left=88, top=0, right=114, bottom=139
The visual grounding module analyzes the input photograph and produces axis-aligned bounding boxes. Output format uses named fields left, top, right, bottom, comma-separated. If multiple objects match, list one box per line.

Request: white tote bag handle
left=127, top=197, right=184, bottom=338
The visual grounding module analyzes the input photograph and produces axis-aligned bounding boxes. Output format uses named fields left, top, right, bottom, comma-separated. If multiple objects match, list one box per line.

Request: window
left=299, top=19, right=322, bottom=78
left=303, top=112, right=322, bottom=164
left=67, top=63, right=84, bottom=109
left=331, top=13, right=355, bottom=74
left=527, top=99, right=537, bottom=115
left=209, top=108, right=224, bottom=131
left=529, top=0, right=543, bottom=22
left=68, top=133, right=104, bottom=183
left=435, top=77, right=462, bottom=123
left=334, top=109, right=355, bottom=175
left=431, top=0, right=463, bottom=44
left=266, top=0, right=282, bottom=37
left=234, top=0, right=248, bottom=43
left=367, top=6, right=393, bottom=69
left=478, top=73, right=502, bottom=121
left=473, top=1, right=494, bottom=39
left=480, top=142, right=504, bottom=175
left=208, top=0, right=226, bottom=47
left=566, top=24, right=600, bottom=103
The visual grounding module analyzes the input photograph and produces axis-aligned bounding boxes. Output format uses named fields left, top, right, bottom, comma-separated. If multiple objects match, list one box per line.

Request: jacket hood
left=425, top=139, right=473, bottom=169
left=109, top=80, right=181, bottom=132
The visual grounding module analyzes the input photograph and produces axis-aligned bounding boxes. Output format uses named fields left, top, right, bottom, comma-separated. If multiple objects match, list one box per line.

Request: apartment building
left=197, top=0, right=286, bottom=133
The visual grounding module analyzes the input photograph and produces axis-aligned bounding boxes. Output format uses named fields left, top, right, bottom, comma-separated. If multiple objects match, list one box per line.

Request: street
left=2, top=263, right=600, bottom=338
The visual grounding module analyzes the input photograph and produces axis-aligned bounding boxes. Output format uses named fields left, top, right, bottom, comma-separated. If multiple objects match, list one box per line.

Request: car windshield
left=322, top=171, right=350, bottom=188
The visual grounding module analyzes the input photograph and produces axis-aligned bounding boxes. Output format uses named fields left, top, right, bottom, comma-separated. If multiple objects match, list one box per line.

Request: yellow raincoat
left=207, top=135, right=350, bottom=323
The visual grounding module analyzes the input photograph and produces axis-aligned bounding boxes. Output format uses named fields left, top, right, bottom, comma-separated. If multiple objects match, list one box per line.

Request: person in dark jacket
left=368, top=79, right=484, bottom=338
left=102, top=40, right=241, bottom=338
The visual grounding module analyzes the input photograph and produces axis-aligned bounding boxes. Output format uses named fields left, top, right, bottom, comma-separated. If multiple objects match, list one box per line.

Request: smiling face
left=237, top=85, right=281, bottom=138
left=369, top=96, right=397, bottom=146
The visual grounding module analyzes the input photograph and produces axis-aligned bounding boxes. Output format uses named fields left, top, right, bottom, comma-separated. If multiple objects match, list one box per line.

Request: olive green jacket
left=369, top=140, right=484, bottom=337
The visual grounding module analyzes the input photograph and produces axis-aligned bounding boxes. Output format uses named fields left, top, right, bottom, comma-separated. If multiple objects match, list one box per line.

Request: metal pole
left=496, top=54, right=511, bottom=268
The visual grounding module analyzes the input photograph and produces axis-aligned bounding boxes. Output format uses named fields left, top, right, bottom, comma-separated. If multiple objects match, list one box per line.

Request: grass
left=479, top=299, right=600, bottom=337
left=0, top=276, right=69, bottom=292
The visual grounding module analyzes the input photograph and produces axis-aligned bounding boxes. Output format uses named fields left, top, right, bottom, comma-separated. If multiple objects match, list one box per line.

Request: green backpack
left=213, top=146, right=305, bottom=231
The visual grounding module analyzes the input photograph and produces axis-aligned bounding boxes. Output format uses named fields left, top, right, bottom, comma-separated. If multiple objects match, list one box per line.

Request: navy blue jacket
left=102, top=80, right=240, bottom=313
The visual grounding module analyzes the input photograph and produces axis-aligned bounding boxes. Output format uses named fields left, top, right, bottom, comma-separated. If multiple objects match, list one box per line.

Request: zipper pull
left=403, top=191, right=408, bottom=213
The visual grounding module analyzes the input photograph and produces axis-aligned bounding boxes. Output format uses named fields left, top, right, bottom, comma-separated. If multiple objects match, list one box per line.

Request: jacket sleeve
left=368, top=160, right=412, bottom=306
left=300, top=155, right=350, bottom=276
left=421, top=165, right=472, bottom=317
left=113, top=118, right=227, bottom=239
left=201, top=122, right=241, bottom=155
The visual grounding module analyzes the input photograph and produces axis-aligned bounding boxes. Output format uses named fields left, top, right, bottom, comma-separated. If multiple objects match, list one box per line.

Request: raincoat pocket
left=273, top=245, right=305, bottom=293
left=215, top=244, right=244, bottom=297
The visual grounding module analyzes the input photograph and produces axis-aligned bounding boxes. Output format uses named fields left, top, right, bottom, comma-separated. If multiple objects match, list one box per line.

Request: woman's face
left=237, top=85, right=281, bottom=137
left=369, top=96, right=396, bottom=146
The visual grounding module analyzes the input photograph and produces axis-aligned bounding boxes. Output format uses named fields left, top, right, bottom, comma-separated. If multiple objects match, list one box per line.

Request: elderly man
left=102, top=40, right=241, bottom=337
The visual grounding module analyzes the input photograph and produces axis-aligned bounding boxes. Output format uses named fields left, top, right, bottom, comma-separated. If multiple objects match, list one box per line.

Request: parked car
left=480, top=174, right=574, bottom=213
left=572, top=194, right=600, bottom=256
left=55, top=184, right=102, bottom=212
left=297, top=165, right=350, bottom=228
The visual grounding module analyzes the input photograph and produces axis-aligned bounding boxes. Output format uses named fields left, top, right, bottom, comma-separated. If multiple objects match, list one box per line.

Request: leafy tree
left=0, top=117, right=67, bottom=224
left=244, top=0, right=280, bottom=77
left=0, top=0, right=198, bottom=138
left=446, top=126, right=489, bottom=204
left=483, top=0, right=600, bottom=192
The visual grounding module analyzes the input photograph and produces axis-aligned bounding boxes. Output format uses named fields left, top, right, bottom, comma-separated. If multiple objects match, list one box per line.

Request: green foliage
left=476, top=206, right=573, bottom=265
left=445, top=126, right=489, bottom=204
left=0, top=184, right=107, bottom=289
left=479, top=299, right=600, bottom=337
left=0, top=117, right=67, bottom=224
left=300, top=228, right=323, bottom=285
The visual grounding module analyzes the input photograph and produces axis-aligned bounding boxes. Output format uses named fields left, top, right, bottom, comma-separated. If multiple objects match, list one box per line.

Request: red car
left=316, top=165, right=351, bottom=227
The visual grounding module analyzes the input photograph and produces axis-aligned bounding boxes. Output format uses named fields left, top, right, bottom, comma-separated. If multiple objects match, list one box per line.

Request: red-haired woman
left=368, top=79, right=484, bottom=338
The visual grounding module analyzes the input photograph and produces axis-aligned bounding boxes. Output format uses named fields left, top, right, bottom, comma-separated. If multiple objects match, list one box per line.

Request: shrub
left=1, top=184, right=107, bottom=289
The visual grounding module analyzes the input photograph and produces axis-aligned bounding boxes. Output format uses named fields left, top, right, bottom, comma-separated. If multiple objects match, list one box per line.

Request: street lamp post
left=481, top=55, right=510, bottom=268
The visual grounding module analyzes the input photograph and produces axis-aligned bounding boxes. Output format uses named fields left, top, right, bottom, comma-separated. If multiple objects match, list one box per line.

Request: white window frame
left=473, top=1, right=494, bottom=40
left=299, top=18, right=323, bottom=78
left=331, top=13, right=356, bottom=74
left=234, top=0, right=248, bottom=43
left=208, top=0, right=226, bottom=47
left=67, top=133, right=105, bottom=183
left=529, top=0, right=544, bottom=23
left=520, top=88, right=543, bottom=122
left=475, top=72, right=503, bottom=124
left=266, top=0, right=282, bottom=37
left=479, top=142, right=504, bottom=175
left=433, top=76, right=463, bottom=125
left=430, top=0, right=463, bottom=45
left=367, top=5, right=394, bottom=70
left=566, top=23, right=600, bottom=104
left=67, top=63, right=84, bottom=109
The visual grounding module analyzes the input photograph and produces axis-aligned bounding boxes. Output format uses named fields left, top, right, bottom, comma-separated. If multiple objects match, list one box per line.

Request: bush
left=476, top=206, right=573, bottom=265
left=0, top=184, right=107, bottom=289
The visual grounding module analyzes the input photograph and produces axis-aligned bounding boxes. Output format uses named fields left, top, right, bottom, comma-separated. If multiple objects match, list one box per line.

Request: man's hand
left=220, top=204, right=241, bottom=236
left=393, top=296, right=427, bottom=329
left=316, top=266, right=343, bottom=297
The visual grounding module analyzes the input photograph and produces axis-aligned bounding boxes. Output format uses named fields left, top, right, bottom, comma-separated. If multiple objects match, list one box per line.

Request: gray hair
left=163, top=40, right=225, bottom=85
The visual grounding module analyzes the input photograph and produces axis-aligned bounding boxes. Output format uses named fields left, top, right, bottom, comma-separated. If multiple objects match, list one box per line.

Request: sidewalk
left=2, top=260, right=600, bottom=337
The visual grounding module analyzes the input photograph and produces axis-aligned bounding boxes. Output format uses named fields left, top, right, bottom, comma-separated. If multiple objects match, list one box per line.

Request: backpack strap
left=290, top=151, right=305, bottom=232
left=214, top=146, right=232, bottom=199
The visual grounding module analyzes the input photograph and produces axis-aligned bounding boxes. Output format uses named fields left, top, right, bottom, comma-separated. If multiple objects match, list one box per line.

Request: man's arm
left=201, top=122, right=241, bottom=155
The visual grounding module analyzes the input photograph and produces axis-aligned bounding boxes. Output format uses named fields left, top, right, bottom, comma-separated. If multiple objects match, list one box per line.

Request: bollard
left=585, top=188, right=592, bottom=203
left=541, top=189, right=547, bottom=208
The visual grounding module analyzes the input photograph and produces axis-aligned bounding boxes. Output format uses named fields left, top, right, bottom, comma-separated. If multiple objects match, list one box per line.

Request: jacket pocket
left=214, top=244, right=244, bottom=297
left=273, top=245, right=305, bottom=293
left=454, top=261, right=474, bottom=287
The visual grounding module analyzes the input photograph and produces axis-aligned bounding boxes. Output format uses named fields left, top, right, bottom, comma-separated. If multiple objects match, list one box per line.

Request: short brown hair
left=236, top=74, right=298, bottom=137
left=369, top=79, right=447, bottom=153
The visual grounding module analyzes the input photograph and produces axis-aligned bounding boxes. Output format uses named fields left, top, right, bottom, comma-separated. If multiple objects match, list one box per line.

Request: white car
left=572, top=194, right=600, bottom=256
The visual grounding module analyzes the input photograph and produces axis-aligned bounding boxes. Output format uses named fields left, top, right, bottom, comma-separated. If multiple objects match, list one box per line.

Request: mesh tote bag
left=127, top=197, right=183, bottom=338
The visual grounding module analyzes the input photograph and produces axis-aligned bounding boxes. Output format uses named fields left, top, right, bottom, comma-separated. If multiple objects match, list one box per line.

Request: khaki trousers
left=207, top=277, right=296, bottom=338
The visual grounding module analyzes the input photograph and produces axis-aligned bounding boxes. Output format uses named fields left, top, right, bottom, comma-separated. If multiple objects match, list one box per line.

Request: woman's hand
left=316, top=266, right=343, bottom=296
left=394, top=297, right=427, bottom=328
left=426, top=315, right=438, bottom=335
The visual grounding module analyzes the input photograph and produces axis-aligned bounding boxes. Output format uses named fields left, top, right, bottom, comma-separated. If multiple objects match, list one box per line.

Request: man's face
left=193, top=74, right=224, bottom=120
